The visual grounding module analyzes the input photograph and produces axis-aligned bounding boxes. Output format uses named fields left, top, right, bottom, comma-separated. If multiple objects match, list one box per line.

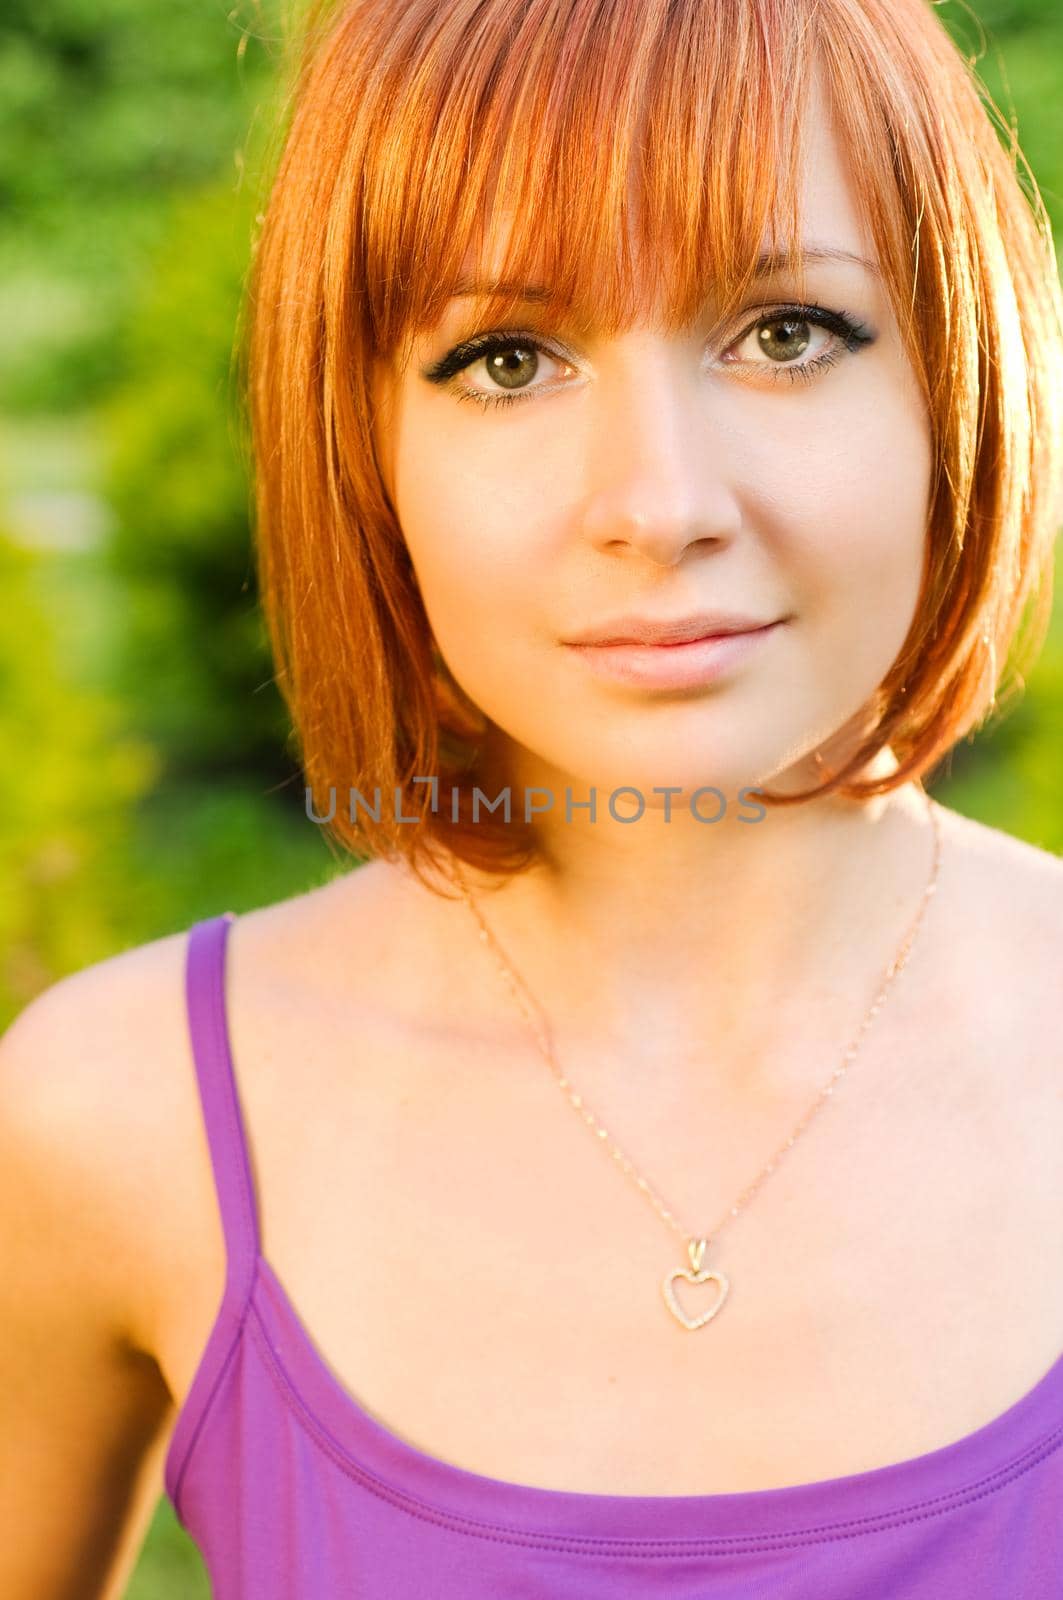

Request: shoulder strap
left=184, top=913, right=261, bottom=1304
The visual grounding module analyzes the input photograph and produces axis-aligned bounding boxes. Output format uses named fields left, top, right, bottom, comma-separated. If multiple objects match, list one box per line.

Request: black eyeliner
left=422, top=328, right=568, bottom=385
left=771, top=302, right=876, bottom=349
left=423, top=305, right=875, bottom=383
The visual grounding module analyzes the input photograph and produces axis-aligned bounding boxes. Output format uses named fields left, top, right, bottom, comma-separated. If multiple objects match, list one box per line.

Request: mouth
left=564, top=610, right=787, bottom=647
left=564, top=619, right=787, bottom=690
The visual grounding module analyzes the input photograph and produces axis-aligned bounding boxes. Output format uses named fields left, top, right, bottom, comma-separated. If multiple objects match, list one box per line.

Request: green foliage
left=122, top=1498, right=210, bottom=1600
left=938, top=0, right=1063, bottom=237
left=101, top=181, right=294, bottom=781
left=0, top=528, right=158, bottom=1025
left=0, top=0, right=279, bottom=412
left=934, top=601, right=1063, bottom=851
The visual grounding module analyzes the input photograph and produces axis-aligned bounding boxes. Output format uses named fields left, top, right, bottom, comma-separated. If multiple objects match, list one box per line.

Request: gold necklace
left=454, top=787, right=942, bottom=1332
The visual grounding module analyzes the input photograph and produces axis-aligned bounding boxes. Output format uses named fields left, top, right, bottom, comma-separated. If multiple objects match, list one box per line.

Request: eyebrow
left=447, top=246, right=881, bottom=301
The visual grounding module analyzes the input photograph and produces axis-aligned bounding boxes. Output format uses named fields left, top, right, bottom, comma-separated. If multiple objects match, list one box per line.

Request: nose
left=579, top=341, right=743, bottom=567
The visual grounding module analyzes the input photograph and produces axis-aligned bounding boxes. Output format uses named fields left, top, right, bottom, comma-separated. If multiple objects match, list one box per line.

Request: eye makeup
left=419, top=302, right=877, bottom=411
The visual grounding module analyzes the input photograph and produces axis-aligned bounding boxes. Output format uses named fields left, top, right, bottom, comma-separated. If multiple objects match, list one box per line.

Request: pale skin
left=373, top=70, right=936, bottom=1101
left=1, top=74, right=1062, bottom=1600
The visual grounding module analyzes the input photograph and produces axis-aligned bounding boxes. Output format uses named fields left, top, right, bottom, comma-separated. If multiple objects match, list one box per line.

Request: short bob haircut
left=248, top=0, right=1063, bottom=889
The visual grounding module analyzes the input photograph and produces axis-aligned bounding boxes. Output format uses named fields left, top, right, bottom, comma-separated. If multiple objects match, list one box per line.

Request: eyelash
left=424, top=303, right=875, bottom=411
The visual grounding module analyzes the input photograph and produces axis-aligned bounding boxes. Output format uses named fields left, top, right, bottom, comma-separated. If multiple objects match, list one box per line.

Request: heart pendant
left=661, top=1237, right=730, bottom=1331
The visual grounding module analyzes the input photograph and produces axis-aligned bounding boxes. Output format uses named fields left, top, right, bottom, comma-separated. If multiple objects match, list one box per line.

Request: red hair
left=247, top=0, right=1063, bottom=887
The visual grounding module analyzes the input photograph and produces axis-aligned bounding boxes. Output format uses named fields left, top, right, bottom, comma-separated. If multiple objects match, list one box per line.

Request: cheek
left=395, top=429, right=552, bottom=660
left=777, top=381, right=931, bottom=636
left=393, top=416, right=550, bottom=601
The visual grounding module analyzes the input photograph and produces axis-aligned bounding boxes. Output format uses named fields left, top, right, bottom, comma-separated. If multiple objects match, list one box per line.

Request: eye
left=724, top=304, right=875, bottom=385
left=421, top=331, right=579, bottom=410
left=421, top=303, right=875, bottom=411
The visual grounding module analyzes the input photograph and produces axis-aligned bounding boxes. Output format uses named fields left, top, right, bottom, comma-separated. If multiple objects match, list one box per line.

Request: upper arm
left=0, top=942, right=187, bottom=1600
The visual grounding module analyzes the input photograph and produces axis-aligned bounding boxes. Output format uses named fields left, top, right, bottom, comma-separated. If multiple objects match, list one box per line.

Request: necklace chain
left=454, top=787, right=942, bottom=1327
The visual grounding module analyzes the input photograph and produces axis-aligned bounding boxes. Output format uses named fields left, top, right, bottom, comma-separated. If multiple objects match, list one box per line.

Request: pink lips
left=566, top=610, right=781, bottom=646
left=565, top=620, right=785, bottom=689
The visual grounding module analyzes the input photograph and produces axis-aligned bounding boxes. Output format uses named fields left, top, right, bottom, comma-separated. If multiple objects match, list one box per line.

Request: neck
left=443, top=753, right=938, bottom=1102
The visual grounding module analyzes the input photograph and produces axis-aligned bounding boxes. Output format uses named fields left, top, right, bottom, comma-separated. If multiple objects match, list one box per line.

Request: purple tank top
left=165, top=912, right=1063, bottom=1596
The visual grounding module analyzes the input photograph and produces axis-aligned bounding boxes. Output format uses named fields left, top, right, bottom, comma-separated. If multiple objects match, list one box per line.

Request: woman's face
left=373, top=80, right=932, bottom=804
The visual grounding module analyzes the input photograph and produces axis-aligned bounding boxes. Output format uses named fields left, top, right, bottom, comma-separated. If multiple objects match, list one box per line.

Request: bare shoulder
left=928, top=799, right=1063, bottom=1082
left=0, top=900, right=370, bottom=1594
left=0, top=876, right=371, bottom=1343
left=933, top=798, right=1063, bottom=937
left=0, top=925, right=205, bottom=1350
left=0, top=866, right=391, bottom=1122
left=0, top=926, right=205, bottom=1594
left=227, top=856, right=464, bottom=1026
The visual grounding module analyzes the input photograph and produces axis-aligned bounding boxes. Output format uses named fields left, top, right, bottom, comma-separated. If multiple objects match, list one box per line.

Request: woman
left=3, top=0, right=1063, bottom=1594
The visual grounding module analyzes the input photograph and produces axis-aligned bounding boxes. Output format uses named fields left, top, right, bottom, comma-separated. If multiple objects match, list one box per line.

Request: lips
left=565, top=612, right=784, bottom=646
left=564, top=620, right=785, bottom=690
left=601, top=623, right=776, bottom=647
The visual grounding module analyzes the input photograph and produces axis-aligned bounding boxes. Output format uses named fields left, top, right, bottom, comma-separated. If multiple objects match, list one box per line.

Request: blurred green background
left=0, top=0, right=1060, bottom=1593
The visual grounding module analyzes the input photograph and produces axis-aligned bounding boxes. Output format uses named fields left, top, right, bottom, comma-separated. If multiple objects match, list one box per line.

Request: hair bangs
left=360, top=0, right=817, bottom=366
left=249, top=0, right=1063, bottom=879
